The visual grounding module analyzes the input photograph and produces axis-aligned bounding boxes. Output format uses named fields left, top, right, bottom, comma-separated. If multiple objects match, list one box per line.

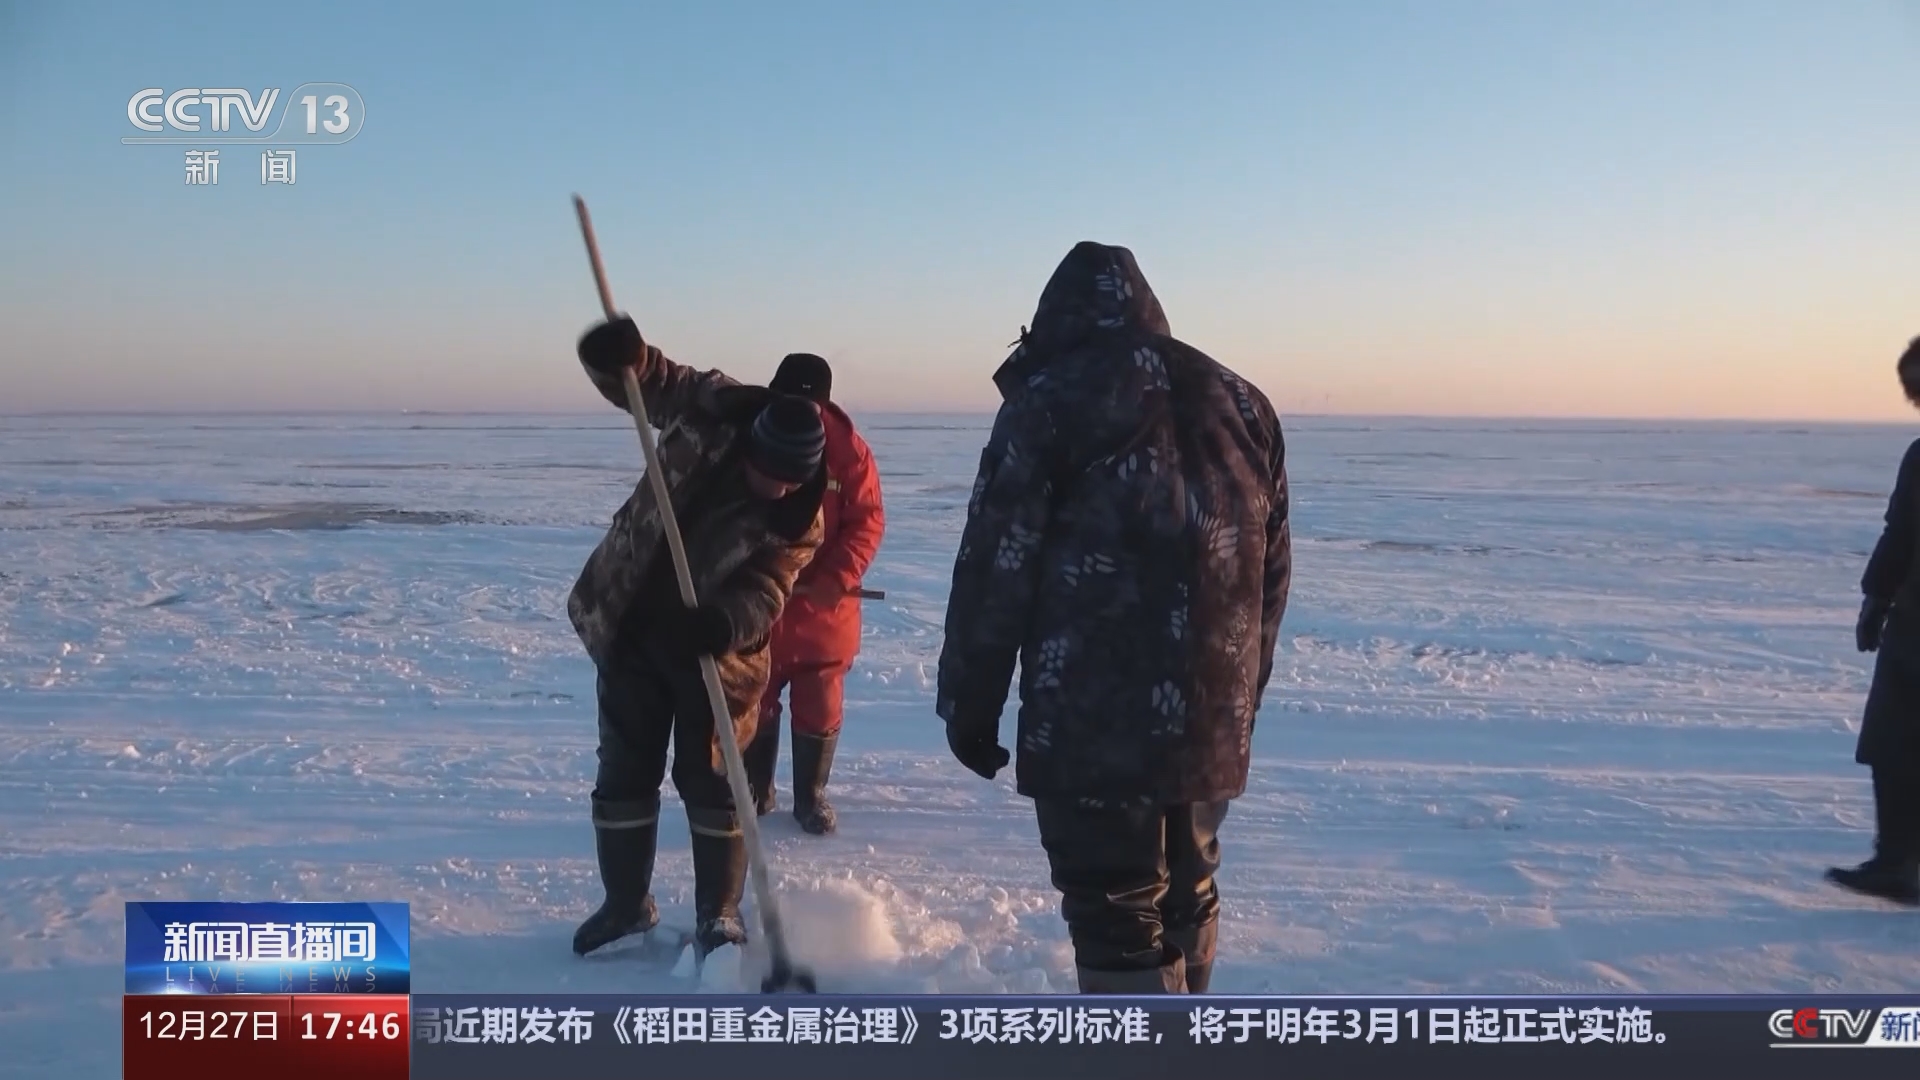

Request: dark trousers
left=1034, top=799, right=1228, bottom=973
left=591, top=643, right=735, bottom=826
left=1872, top=766, right=1920, bottom=864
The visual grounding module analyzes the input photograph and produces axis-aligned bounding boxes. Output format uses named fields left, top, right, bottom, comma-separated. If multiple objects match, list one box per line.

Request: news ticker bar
left=122, top=994, right=1920, bottom=1080
left=397, top=995, right=1916, bottom=1080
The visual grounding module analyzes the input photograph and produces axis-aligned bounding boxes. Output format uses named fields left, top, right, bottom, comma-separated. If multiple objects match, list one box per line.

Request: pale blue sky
left=3, top=0, right=1920, bottom=418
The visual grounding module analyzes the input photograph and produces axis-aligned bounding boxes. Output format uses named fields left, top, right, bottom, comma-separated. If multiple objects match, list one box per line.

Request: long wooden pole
left=571, top=195, right=813, bottom=993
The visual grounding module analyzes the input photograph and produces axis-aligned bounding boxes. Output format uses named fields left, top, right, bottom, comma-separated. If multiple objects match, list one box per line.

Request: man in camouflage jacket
left=568, top=315, right=828, bottom=960
left=937, top=242, right=1291, bottom=994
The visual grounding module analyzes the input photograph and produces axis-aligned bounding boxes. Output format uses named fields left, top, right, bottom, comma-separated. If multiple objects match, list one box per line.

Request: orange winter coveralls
left=759, top=402, right=885, bottom=737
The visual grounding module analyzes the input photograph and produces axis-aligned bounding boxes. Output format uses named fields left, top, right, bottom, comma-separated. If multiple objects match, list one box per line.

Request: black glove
left=1858, top=597, right=1893, bottom=653
left=663, top=601, right=735, bottom=660
left=577, top=316, right=645, bottom=377
left=945, top=714, right=1010, bottom=781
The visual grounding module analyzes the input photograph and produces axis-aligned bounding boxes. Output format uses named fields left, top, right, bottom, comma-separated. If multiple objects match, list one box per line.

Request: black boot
left=1826, top=860, right=1920, bottom=906
left=688, top=806, right=750, bottom=956
left=1828, top=769, right=1920, bottom=906
left=572, top=801, right=662, bottom=956
left=1076, top=943, right=1187, bottom=993
left=1165, top=921, right=1218, bottom=993
left=792, top=732, right=839, bottom=835
left=745, top=724, right=779, bottom=818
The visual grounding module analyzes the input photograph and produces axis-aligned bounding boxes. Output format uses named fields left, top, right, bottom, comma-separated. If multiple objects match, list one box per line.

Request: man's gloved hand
left=944, top=710, right=1010, bottom=781
left=1857, top=596, right=1894, bottom=653
left=578, top=315, right=646, bottom=377
left=664, top=601, right=735, bottom=660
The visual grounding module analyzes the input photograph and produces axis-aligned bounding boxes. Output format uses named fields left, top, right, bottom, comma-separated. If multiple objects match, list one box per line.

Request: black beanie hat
left=747, top=394, right=826, bottom=484
left=770, top=353, right=833, bottom=403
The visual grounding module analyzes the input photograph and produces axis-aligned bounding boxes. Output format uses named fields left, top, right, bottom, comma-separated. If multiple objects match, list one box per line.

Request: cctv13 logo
left=124, top=84, right=365, bottom=144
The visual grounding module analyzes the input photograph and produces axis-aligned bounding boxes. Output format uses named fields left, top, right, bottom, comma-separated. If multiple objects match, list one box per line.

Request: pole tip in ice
left=762, top=957, right=818, bottom=994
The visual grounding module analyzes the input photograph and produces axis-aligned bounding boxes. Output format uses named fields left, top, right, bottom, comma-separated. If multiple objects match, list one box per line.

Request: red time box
left=124, top=993, right=409, bottom=1080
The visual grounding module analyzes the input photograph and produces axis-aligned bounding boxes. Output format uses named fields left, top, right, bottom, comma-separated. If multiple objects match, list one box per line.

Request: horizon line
left=2, top=408, right=1915, bottom=428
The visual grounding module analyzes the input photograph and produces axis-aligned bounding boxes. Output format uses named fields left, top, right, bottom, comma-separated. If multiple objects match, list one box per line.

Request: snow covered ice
left=2, top=412, right=1918, bottom=1076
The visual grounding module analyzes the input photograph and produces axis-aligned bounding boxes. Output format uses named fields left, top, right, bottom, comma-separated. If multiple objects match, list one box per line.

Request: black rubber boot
left=1165, top=921, right=1218, bottom=993
left=792, top=732, right=839, bottom=836
left=1828, top=772, right=1920, bottom=906
left=745, top=724, right=779, bottom=818
left=688, top=806, right=750, bottom=957
left=1826, top=859, right=1920, bottom=906
left=572, top=801, right=662, bottom=956
left=1075, top=943, right=1187, bottom=993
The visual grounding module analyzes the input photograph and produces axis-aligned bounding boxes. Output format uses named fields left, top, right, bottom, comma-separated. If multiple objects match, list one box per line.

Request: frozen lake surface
left=1, top=411, right=1916, bottom=1075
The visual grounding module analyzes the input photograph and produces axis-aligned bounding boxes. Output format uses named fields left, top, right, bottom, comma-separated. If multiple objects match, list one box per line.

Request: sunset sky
left=4, top=0, right=1920, bottom=419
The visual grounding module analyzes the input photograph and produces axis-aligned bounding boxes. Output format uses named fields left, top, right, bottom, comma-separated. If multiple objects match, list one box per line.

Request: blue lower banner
left=410, top=995, right=1920, bottom=1079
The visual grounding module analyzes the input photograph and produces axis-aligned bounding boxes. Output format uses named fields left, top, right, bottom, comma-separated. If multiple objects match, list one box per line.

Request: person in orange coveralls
left=744, top=353, right=886, bottom=835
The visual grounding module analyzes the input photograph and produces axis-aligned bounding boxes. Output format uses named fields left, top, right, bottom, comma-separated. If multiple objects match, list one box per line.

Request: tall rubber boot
left=1827, top=770, right=1920, bottom=906
left=1075, top=944, right=1187, bottom=994
left=1826, top=860, right=1920, bottom=905
left=792, top=732, right=839, bottom=835
left=745, top=724, right=779, bottom=817
left=1165, top=922, right=1218, bottom=993
left=688, top=806, right=750, bottom=956
left=572, top=799, right=662, bottom=956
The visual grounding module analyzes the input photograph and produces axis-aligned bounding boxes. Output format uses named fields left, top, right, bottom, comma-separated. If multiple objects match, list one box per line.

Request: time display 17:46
left=289, top=995, right=410, bottom=1077
left=302, top=1009, right=402, bottom=1040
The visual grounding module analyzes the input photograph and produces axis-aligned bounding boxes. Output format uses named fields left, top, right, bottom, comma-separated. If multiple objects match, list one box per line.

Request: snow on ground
left=2, top=412, right=1917, bottom=1076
